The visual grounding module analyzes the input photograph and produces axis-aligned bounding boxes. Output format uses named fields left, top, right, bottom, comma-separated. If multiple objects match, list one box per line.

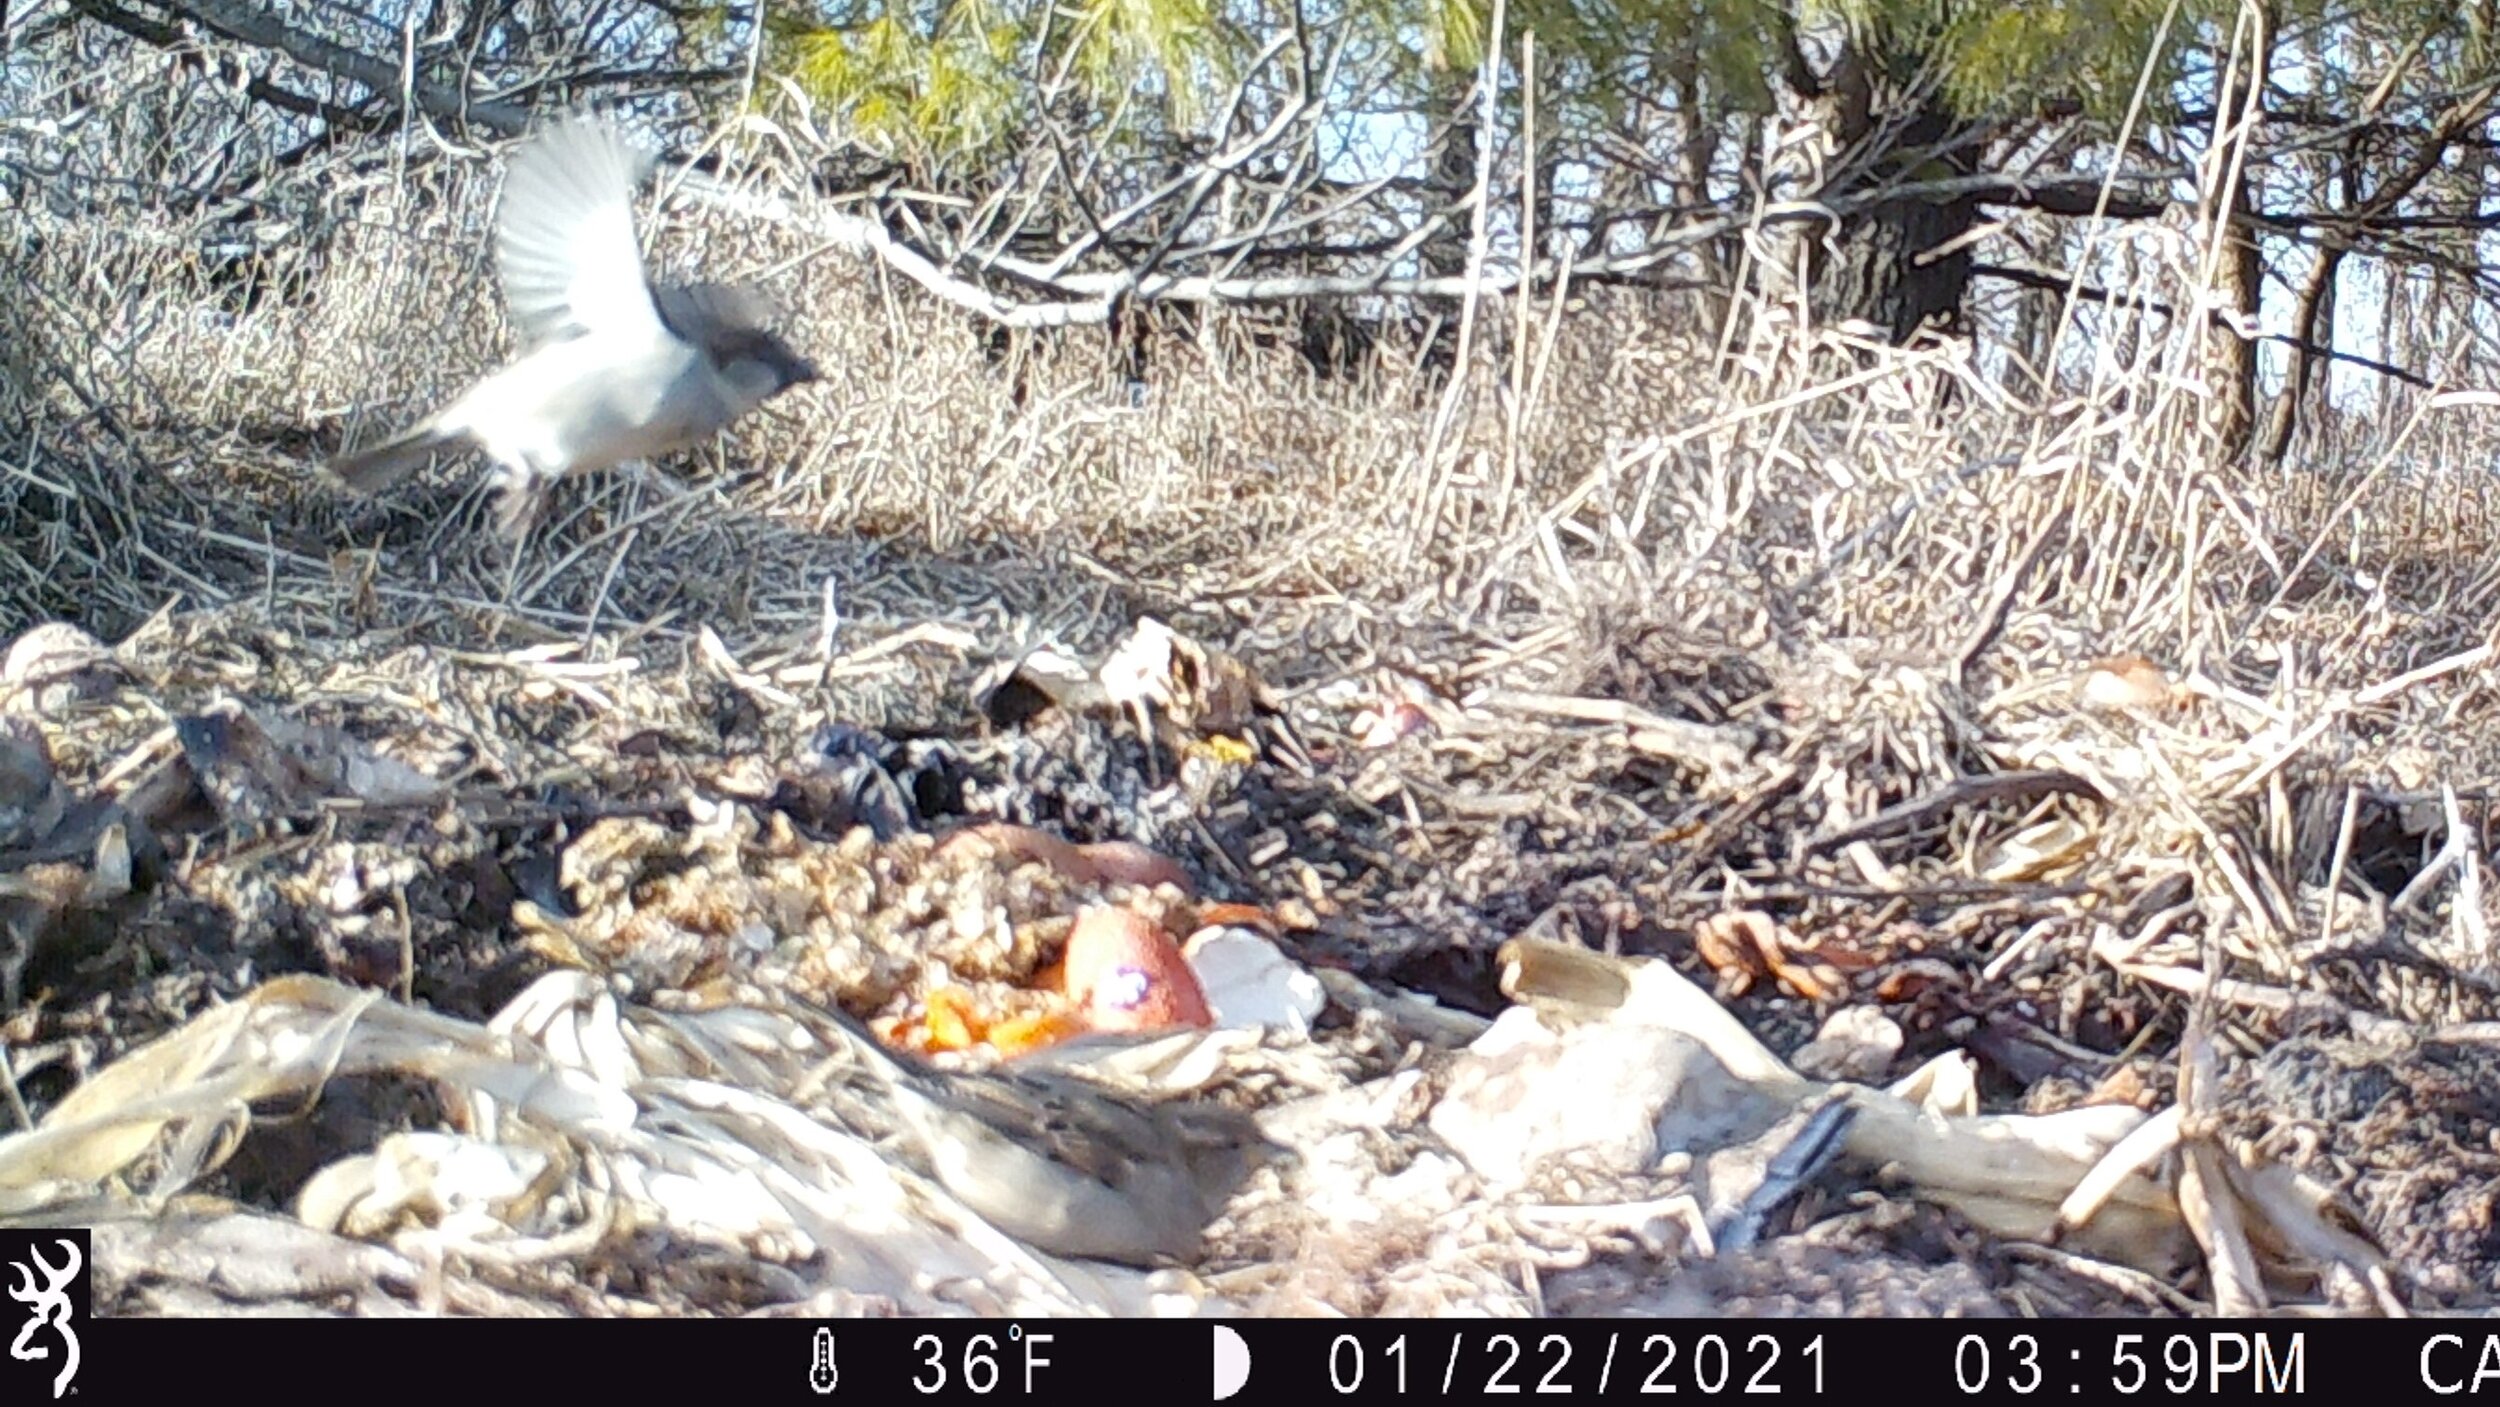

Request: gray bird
left=805, top=1001, right=1284, bottom=1266
left=328, top=116, right=819, bottom=538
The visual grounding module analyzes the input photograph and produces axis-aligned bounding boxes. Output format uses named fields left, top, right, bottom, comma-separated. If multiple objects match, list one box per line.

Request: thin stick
left=0, top=1044, right=33, bottom=1134
left=1494, top=32, right=1537, bottom=556
left=2319, top=783, right=2357, bottom=947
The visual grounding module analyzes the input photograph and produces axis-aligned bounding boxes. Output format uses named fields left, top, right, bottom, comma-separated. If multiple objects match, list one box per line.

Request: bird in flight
left=328, top=116, right=819, bottom=538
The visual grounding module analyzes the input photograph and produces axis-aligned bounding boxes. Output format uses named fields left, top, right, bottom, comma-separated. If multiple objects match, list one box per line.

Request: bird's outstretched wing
left=494, top=116, right=665, bottom=348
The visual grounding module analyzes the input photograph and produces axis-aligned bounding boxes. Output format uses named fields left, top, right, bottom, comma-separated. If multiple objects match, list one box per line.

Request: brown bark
left=1804, top=53, right=1980, bottom=343
left=2213, top=195, right=2264, bottom=460
left=2209, top=6, right=2272, bottom=462
left=1668, top=53, right=1730, bottom=295
left=1422, top=74, right=1478, bottom=280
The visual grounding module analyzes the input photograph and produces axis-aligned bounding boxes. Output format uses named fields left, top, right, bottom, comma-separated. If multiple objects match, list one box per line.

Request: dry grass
left=14, top=105, right=2499, bottom=685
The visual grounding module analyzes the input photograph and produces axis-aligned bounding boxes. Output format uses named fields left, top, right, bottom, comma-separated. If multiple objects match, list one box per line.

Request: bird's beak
left=786, top=352, right=823, bottom=386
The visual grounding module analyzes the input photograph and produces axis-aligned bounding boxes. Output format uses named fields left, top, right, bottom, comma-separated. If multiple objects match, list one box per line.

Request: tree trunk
left=2259, top=244, right=2341, bottom=465
left=1799, top=48, right=1980, bottom=342
left=2214, top=200, right=2264, bottom=459
left=1422, top=74, right=1478, bottom=280
left=1668, top=53, right=1730, bottom=294
left=1807, top=172, right=1979, bottom=340
left=2212, top=6, right=2274, bottom=462
left=2008, top=280, right=2051, bottom=397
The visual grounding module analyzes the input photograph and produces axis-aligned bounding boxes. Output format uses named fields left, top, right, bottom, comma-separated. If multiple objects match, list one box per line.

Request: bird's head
left=717, top=329, right=822, bottom=403
left=755, top=333, right=822, bottom=391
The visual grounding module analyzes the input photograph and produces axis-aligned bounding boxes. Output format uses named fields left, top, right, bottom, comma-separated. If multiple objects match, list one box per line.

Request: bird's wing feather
left=494, top=117, right=664, bottom=348
left=327, top=415, right=463, bottom=495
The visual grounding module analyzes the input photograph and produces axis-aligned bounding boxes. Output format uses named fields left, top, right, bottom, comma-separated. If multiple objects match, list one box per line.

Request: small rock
left=1790, top=1006, right=1904, bottom=1082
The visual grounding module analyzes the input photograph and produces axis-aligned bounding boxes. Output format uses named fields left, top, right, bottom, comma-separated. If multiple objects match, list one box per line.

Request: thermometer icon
left=809, top=1326, right=838, bottom=1394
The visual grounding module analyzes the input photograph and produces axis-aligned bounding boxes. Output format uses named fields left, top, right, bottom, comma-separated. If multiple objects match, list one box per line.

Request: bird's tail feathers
left=328, top=421, right=462, bottom=496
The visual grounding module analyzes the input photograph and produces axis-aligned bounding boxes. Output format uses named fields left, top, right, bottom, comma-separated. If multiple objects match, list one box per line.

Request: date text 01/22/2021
left=1322, top=1331, right=1825, bottom=1395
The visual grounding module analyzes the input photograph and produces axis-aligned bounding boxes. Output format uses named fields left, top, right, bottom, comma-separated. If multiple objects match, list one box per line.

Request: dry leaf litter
left=0, top=582, right=2491, bottom=1318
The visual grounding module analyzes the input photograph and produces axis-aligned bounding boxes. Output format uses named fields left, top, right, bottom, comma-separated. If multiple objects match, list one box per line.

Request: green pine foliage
left=770, top=0, right=1234, bottom=164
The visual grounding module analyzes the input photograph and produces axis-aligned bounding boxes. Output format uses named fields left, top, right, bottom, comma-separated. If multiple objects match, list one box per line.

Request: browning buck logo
left=3, top=1230, right=86, bottom=1399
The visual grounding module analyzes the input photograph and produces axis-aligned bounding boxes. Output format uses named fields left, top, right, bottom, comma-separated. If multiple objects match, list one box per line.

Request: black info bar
left=45, top=1316, right=2496, bottom=1403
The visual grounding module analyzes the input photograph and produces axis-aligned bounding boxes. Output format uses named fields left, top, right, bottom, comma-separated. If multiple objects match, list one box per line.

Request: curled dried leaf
left=2080, top=656, right=2177, bottom=713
